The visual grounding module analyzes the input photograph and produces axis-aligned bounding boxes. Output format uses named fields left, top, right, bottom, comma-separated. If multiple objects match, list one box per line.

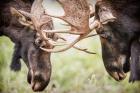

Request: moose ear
left=95, top=1, right=116, bottom=24
left=10, top=7, right=33, bottom=29
left=10, top=44, right=21, bottom=71
left=129, top=39, right=140, bottom=82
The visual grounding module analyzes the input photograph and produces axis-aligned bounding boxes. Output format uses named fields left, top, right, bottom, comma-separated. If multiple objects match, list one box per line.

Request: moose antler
left=20, top=0, right=55, bottom=47
left=10, top=0, right=100, bottom=53
left=46, top=0, right=90, bottom=34
left=39, top=0, right=101, bottom=53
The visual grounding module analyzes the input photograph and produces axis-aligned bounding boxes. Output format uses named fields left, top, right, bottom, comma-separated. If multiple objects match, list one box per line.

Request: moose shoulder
left=129, top=38, right=140, bottom=82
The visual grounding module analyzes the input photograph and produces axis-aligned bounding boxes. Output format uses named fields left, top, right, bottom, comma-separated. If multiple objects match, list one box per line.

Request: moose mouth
left=103, top=54, right=128, bottom=81
left=31, top=78, right=50, bottom=92
left=27, top=70, right=50, bottom=92
left=112, top=55, right=128, bottom=81
left=109, top=71, right=126, bottom=81
left=106, top=61, right=127, bottom=81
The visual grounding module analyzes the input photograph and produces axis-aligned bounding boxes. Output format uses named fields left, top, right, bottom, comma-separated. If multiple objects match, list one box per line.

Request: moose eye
left=100, top=31, right=112, bottom=42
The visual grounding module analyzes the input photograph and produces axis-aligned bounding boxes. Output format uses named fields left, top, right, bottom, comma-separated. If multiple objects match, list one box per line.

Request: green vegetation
left=0, top=36, right=140, bottom=93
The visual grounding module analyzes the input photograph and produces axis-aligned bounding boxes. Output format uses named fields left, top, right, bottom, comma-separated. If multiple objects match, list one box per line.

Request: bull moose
left=94, top=0, right=140, bottom=81
left=0, top=0, right=56, bottom=91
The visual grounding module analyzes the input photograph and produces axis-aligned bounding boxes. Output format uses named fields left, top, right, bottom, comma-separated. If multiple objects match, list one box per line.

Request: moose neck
left=1, top=26, right=30, bottom=43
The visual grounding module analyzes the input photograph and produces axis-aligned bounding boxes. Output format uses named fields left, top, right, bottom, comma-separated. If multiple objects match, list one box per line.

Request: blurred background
left=0, top=0, right=140, bottom=93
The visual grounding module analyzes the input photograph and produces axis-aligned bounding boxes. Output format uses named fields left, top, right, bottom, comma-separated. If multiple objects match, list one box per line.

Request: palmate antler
left=10, top=0, right=100, bottom=54
left=40, top=0, right=101, bottom=53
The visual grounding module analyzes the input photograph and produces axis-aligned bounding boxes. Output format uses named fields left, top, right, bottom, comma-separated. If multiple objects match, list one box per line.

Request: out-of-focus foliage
left=0, top=34, right=140, bottom=93
left=0, top=0, right=140, bottom=93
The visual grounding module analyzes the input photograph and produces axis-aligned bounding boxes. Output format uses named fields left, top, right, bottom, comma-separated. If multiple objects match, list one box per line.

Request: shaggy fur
left=95, top=0, right=140, bottom=81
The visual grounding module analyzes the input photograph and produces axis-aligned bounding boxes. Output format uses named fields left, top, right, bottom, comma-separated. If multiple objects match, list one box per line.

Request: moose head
left=94, top=0, right=140, bottom=81
left=0, top=0, right=55, bottom=91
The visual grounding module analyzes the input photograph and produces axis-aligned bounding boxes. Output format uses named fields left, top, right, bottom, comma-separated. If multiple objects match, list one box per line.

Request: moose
left=0, top=0, right=56, bottom=91
left=94, top=0, right=140, bottom=81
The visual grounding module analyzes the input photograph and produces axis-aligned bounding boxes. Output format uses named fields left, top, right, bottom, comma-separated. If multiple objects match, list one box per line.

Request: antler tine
left=89, top=3, right=95, bottom=18
left=73, top=46, right=96, bottom=54
left=40, top=35, right=82, bottom=53
left=43, top=29, right=86, bottom=35
left=43, top=15, right=98, bottom=35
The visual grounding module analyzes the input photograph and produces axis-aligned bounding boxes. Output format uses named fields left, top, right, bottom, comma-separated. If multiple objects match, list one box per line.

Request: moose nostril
left=32, top=80, right=50, bottom=92
left=33, top=72, right=46, bottom=82
left=31, top=72, right=50, bottom=92
left=32, top=82, right=46, bottom=92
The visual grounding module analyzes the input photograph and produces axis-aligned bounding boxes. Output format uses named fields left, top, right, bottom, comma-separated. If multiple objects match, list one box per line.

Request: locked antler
left=41, top=0, right=101, bottom=53
left=10, top=0, right=100, bottom=53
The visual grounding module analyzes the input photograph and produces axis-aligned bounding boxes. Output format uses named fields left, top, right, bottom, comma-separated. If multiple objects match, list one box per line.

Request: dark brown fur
left=95, top=0, right=140, bottom=81
left=0, top=0, right=54, bottom=91
left=129, top=38, right=140, bottom=82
